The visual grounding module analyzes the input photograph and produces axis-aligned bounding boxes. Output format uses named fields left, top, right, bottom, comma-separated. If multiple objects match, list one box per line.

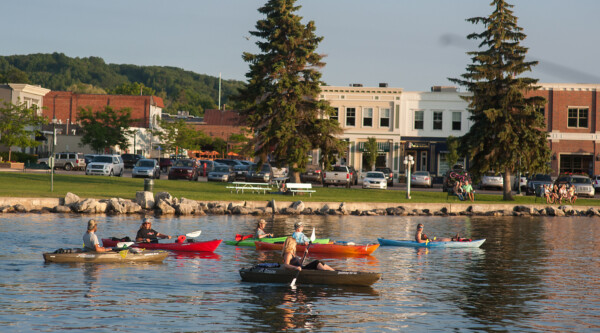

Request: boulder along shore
left=0, top=191, right=598, bottom=218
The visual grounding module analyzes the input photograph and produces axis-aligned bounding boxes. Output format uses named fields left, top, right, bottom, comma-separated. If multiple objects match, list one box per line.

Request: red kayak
left=102, top=238, right=222, bottom=253
left=254, top=241, right=379, bottom=255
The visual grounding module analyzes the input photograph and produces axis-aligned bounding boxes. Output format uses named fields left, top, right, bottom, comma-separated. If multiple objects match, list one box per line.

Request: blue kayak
left=377, top=238, right=486, bottom=248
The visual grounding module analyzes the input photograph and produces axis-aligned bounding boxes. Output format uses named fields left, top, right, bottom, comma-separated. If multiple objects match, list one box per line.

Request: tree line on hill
left=0, top=53, right=246, bottom=116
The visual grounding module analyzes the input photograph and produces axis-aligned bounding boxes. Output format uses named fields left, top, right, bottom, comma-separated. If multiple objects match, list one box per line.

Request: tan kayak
left=43, top=249, right=168, bottom=263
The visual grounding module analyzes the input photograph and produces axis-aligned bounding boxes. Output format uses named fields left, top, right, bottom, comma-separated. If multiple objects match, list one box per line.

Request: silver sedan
left=362, top=171, right=387, bottom=189
left=411, top=171, right=432, bottom=187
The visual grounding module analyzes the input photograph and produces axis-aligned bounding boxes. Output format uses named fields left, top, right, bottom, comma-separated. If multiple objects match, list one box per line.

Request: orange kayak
left=254, top=241, right=379, bottom=255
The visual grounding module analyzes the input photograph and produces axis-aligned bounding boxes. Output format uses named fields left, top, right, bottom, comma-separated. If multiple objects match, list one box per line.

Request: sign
left=49, top=157, right=55, bottom=169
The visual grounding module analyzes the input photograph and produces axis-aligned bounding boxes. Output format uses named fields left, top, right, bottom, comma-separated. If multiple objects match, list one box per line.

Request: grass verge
left=1, top=172, right=597, bottom=206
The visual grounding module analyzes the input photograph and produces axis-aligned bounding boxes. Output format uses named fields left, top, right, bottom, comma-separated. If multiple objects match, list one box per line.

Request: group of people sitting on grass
left=453, top=180, right=475, bottom=202
left=543, top=184, right=577, bottom=204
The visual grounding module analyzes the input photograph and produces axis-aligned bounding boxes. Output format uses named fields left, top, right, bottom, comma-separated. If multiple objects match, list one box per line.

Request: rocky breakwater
left=0, top=192, right=600, bottom=218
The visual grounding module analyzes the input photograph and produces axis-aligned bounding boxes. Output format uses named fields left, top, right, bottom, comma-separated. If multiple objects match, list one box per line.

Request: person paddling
left=255, top=219, right=273, bottom=239
left=83, top=219, right=109, bottom=252
left=282, top=237, right=334, bottom=271
left=415, top=223, right=459, bottom=243
left=136, top=218, right=171, bottom=243
left=291, top=222, right=310, bottom=245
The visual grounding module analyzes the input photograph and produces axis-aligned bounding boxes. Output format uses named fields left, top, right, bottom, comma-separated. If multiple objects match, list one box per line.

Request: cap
left=417, top=223, right=424, bottom=229
left=142, top=217, right=151, bottom=224
left=87, top=219, right=97, bottom=231
left=258, top=219, right=267, bottom=225
left=294, top=222, right=304, bottom=229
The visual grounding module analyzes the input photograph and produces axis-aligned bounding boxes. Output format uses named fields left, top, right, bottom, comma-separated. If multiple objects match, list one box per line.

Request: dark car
left=167, top=159, right=199, bottom=181
left=121, top=154, right=143, bottom=169
left=442, top=164, right=471, bottom=192
left=526, top=174, right=553, bottom=195
left=375, top=167, right=394, bottom=186
left=159, top=158, right=174, bottom=172
left=301, top=164, right=322, bottom=184
left=215, top=159, right=245, bottom=168
left=246, top=163, right=273, bottom=183
left=233, top=161, right=255, bottom=180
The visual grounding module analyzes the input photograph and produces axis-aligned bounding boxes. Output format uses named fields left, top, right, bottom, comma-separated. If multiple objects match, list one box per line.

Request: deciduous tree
left=78, top=106, right=135, bottom=153
left=0, top=102, right=46, bottom=161
left=449, top=0, right=551, bottom=200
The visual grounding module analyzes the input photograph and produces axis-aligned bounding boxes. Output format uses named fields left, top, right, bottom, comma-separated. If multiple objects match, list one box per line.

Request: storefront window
left=439, top=152, right=449, bottom=176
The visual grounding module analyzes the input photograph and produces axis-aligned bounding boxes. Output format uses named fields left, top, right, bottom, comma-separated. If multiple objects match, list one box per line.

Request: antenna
left=218, top=72, right=222, bottom=110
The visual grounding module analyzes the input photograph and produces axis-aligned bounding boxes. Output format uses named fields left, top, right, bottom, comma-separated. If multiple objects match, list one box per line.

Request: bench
left=226, top=182, right=273, bottom=194
left=286, top=183, right=316, bottom=197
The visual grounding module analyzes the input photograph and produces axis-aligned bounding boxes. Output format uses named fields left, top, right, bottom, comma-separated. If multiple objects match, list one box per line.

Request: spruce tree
left=449, top=0, right=551, bottom=200
left=237, top=0, right=344, bottom=182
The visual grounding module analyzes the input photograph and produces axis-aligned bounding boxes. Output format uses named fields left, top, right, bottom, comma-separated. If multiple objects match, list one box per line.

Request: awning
left=357, top=142, right=390, bottom=152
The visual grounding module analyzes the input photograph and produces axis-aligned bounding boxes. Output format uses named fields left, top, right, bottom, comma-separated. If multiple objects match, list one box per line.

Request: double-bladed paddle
left=186, top=230, right=202, bottom=238
left=290, top=227, right=316, bottom=288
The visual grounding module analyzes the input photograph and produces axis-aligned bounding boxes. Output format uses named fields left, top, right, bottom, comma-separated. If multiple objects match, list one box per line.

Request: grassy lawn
left=1, top=172, right=598, bottom=206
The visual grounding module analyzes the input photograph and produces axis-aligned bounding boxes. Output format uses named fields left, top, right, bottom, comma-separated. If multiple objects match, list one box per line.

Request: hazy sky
left=6, top=0, right=599, bottom=91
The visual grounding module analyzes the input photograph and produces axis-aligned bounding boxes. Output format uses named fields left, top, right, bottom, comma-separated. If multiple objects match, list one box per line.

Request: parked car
left=442, top=164, right=471, bottom=192
left=84, top=154, right=98, bottom=166
left=132, top=159, right=161, bottom=179
left=85, top=155, right=124, bottom=176
left=233, top=161, right=255, bottom=180
left=215, top=159, right=245, bottom=168
left=348, top=166, right=360, bottom=185
left=375, top=167, right=394, bottom=186
left=38, top=152, right=86, bottom=171
left=513, top=174, right=528, bottom=192
left=526, top=174, right=553, bottom=195
left=480, top=172, right=504, bottom=190
left=554, top=174, right=595, bottom=198
left=159, top=158, right=174, bottom=172
left=271, top=165, right=289, bottom=179
left=121, top=154, right=143, bottom=169
left=197, top=160, right=219, bottom=176
left=592, top=175, right=600, bottom=190
left=167, top=159, right=199, bottom=181
left=246, top=164, right=273, bottom=183
left=411, top=171, right=432, bottom=188
left=362, top=171, right=387, bottom=189
left=300, top=164, right=322, bottom=184
left=208, top=165, right=235, bottom=182
left=322, top=165, right=353, bottom=188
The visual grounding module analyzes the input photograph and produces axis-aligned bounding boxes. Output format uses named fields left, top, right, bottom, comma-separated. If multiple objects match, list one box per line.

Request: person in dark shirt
left=136, top=218, right=171, bottom=243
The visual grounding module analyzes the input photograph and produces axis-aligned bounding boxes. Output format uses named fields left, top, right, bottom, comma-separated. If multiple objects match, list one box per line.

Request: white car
left=362, top=171, right=387, bottom=189
left=86, top=155, right=125, bottom=176
left=132, top=159, right=160, bottom=179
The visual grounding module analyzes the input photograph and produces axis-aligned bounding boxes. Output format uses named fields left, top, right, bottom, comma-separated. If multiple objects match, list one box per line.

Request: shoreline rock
left=0, top=192, right=598, bottom=218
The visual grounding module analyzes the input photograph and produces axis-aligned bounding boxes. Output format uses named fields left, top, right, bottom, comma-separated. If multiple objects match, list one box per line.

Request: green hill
left=0, top=52, right=246, bottom=116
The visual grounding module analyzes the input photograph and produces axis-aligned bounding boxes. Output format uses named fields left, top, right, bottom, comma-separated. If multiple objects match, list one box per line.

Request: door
left=420, top=151, right=428, bottom=171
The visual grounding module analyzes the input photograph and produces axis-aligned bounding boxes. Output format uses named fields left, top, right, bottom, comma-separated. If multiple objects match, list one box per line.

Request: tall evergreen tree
left=237, top=0, right=344, bottom=182
left=449, top=0, right=551, bottom=200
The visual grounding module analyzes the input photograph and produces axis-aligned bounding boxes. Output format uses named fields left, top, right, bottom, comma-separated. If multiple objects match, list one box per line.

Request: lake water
left=0, top=213, right=598, bottom=332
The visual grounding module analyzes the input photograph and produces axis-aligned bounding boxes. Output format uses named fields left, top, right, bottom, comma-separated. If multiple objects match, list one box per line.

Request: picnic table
left=271, top=177, right=289, bottom=189
left=226, top=182, right=273, bottom=194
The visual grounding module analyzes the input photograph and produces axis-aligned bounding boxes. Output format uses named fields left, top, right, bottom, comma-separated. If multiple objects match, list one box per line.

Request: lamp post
left=50, top=117, right=57, bottom=192
left=403, top=155, right=414, bottom=199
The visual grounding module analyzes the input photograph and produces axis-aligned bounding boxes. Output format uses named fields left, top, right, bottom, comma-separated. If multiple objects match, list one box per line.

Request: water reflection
left=239, top=284, right=378, bottom=331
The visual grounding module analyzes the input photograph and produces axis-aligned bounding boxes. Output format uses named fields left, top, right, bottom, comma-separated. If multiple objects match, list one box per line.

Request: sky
left=5, top=0, right=600, bottom=91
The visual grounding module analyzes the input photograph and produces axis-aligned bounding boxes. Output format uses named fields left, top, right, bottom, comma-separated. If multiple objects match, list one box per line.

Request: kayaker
left=83, top=219, right=110, bottom=252
left=415, top=223, right=455, bottom=243
left=136, top=218, right=172, bottom=243
left=291, top=222, right=310, bottom=245
left=255, top=219, right=273, bottom=239
left=282, top=237, right=334, bottom=271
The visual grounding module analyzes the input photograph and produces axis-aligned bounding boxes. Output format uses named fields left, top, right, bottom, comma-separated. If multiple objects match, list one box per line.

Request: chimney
left=350, top=83, right=363, bottom=87
left=379, top=83, right=388, bottom=88
left=431, top=86, right=458, bottom=92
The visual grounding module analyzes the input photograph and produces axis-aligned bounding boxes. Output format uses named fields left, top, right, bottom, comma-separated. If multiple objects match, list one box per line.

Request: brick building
left=527, top=83, right=600, bottom=176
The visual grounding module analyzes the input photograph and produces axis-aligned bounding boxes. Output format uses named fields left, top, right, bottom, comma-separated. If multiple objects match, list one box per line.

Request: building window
left=331, top=107, right=338, bottom=121
left=433, top=111, right=443, bottom=130
left=414, top=110, right=424, bottom=130
left=568, top=107, right=588, bottom=128
left=438, top=152, right=449, bottom=176
left=452, top=111, right=461, bottom=131
left=363, top=108, right=373, bottom=127
left=380, top=108, right=390, bottom=128
left=346, top=108, right=355, bottom=127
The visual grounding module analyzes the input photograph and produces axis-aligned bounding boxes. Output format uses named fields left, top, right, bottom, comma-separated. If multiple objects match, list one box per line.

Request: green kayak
left=225, top=236, right=330, bottom=246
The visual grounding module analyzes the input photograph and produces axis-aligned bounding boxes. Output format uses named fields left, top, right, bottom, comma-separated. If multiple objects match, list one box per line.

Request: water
left=0, top=213, right=599, bottom=332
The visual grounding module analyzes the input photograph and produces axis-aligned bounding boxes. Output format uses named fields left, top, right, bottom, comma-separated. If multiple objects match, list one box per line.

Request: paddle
left=186, top=230, right=202, bottom=238
left=235, top=233, right=254, bottom=245
left=290, top=227, right=316, bottom=288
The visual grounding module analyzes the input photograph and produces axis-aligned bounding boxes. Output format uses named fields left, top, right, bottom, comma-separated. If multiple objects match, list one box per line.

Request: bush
left=0, top=151, right=38, bottom=164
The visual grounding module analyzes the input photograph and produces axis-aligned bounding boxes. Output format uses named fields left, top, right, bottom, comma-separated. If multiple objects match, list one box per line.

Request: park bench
left=286, top=183, right=316, bottom=197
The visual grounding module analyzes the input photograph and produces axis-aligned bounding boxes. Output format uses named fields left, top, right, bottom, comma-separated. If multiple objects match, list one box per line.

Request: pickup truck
left=322, top=165, right=353, bottom=188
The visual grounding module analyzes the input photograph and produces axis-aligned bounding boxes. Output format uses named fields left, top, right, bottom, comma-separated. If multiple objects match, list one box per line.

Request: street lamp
left=50, top=117, right=57, bottom=192
left=403, top=155, right=414, bottom=199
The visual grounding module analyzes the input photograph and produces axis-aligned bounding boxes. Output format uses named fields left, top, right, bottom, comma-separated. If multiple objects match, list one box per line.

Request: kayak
left=239, top=264, right=381, bottom=287
left=255, top=241, right=380, bottom=255
left=43, top=249, right=168, bottom=263
left=102, top=238, right=222, bottom=252
left=225, top=236, right=330, bottom=247
left=377, top=238, right=486, bottom=248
